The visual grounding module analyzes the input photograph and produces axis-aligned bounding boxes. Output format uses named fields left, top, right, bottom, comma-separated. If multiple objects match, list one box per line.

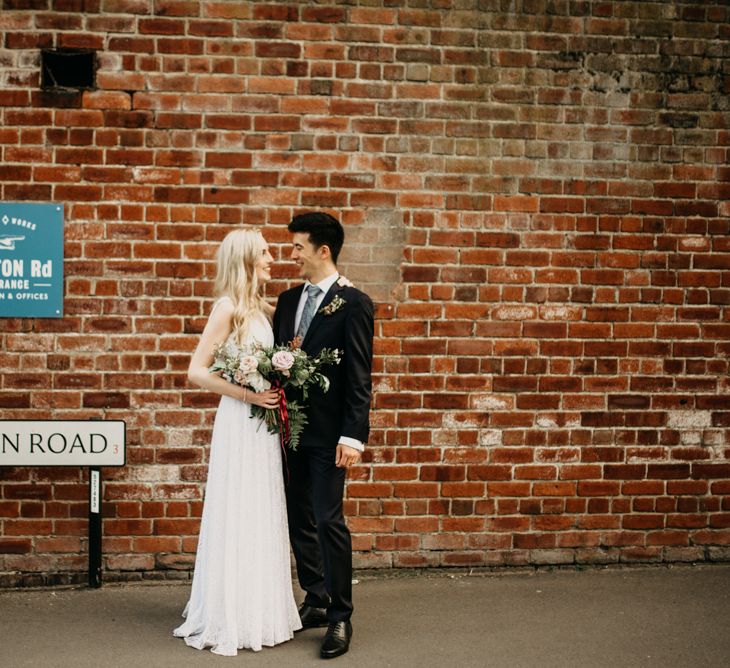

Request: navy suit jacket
left=273, top=281, right=374, bottom=449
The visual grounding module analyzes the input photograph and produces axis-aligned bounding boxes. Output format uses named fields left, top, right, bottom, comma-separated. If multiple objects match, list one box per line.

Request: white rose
left=247, top=371, right=271, bottom=393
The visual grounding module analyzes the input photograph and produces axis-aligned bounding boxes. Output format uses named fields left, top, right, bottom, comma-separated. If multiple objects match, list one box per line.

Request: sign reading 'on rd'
left=0, top=202, right=64, bottom=318
left=0, top=421, right=125, bottom=467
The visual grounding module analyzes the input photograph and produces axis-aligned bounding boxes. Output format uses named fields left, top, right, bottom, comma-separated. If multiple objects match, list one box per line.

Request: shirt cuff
left=338, top=436, right=364, bottom=452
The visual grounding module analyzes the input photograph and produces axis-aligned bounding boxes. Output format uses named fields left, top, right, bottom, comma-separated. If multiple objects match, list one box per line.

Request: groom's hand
left=336, top=443, right=361, bottom=468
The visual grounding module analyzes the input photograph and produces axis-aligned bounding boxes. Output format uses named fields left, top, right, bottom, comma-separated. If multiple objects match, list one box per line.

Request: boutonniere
left=319, top=295, right=346, bottom=316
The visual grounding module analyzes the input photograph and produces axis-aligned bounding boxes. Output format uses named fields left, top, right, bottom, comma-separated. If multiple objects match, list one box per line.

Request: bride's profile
left=173, top=227, right=301, bottom=655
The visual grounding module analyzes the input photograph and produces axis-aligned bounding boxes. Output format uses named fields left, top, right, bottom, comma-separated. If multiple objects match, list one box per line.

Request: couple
left=173, top=212, right=374, bottom=659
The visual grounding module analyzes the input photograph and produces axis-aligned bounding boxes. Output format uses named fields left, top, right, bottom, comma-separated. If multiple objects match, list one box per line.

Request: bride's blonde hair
left=214, top=228, right=270, bottom=345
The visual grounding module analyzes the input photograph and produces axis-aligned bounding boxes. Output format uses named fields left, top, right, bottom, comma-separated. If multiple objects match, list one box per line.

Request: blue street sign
left=0, top=202, right=64, bottom=318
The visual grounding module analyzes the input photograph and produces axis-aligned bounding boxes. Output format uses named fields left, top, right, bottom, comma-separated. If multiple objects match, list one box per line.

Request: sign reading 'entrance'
left=0, top=421, right=125, bottom=467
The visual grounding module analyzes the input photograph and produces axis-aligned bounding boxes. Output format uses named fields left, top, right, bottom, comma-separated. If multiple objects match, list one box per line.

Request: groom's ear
left=318, top=244, right=332, bottom=261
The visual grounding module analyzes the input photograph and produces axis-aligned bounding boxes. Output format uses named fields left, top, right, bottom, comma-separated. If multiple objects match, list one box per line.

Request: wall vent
left=41, top=49, right=96, bottom=90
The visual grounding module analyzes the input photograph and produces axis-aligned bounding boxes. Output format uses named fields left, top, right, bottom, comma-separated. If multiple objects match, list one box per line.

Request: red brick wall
left=1, top=1, right=729, bottom=585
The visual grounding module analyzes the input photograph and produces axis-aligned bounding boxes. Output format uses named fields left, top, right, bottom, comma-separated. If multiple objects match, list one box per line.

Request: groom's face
left=291, top=232, right=325, bottom=281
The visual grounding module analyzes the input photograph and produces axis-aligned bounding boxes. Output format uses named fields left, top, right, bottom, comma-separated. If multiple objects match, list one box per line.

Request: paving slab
left=2, top=565, right=729, bottom=668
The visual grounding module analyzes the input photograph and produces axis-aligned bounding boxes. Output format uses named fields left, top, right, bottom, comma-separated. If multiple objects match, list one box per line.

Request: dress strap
left=210, top=296, right=233, bottom=316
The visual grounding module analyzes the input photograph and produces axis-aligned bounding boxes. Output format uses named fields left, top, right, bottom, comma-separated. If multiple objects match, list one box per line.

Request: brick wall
left=1, top=0, right=729, bottom=586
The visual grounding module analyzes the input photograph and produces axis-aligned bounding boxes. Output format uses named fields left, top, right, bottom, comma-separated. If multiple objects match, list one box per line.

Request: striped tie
left=297, top=285, right=322, bottom=339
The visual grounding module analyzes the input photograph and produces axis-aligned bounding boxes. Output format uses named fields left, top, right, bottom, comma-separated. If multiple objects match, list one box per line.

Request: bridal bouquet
left=209, top=339, right=341, bottom=450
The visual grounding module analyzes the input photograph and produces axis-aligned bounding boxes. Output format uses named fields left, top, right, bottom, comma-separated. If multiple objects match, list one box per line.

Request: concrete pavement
left=2, top=565, right=729, bottom=668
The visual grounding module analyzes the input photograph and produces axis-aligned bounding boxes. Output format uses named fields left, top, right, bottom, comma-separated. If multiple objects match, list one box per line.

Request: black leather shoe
left=320, top=621, right=352, bottom=659
left=298, top=603, right=328, bottom=630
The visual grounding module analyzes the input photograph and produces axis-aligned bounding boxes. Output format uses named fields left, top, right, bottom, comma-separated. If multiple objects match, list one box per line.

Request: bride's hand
left=246, top=388, right=280, bottom=409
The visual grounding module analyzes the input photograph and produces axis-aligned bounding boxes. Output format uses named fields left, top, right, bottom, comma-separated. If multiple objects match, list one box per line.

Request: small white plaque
left=90, top=469, right=100, bottom=513
left=0, top=421, right=125, bottom=467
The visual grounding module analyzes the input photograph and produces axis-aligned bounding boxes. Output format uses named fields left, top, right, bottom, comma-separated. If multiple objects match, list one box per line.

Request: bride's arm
left=187, top=301, right=279, bottom=409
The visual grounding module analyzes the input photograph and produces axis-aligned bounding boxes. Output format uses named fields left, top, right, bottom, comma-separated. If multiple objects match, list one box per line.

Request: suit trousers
left=285, top=445, right=353, bottom=623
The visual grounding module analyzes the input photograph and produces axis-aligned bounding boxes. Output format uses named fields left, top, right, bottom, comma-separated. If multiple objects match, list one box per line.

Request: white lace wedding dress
left=173, top=303, right=301, bottom=655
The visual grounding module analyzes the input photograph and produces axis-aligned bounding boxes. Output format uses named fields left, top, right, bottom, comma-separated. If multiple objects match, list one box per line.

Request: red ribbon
left=273, top=381, right=290, bottom=484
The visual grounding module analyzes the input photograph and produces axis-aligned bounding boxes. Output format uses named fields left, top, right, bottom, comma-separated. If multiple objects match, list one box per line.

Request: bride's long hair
left=214, top=228, right=271, bottom=346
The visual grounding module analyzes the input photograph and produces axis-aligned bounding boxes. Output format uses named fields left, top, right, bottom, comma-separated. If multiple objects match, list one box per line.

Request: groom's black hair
left=289, top=211, right=345, bottom=264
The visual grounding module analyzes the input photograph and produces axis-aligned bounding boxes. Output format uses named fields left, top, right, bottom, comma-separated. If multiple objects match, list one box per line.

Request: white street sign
left=0, top=421, right=125, bottom=467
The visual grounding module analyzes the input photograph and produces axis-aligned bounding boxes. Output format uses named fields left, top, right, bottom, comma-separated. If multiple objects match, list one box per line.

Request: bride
left=173, top=228, right=302, bottom=655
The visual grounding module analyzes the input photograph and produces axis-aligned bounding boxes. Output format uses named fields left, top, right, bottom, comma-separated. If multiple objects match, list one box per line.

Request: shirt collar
left=305, top=272, right=339, bottom=294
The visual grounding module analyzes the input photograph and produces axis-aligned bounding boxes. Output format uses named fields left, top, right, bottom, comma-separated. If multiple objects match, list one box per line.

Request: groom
left=273, top=211, right=374, bottom=659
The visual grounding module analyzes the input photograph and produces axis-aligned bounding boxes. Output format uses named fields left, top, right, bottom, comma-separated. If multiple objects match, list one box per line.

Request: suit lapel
left=302, top=282, right=342, bottom=347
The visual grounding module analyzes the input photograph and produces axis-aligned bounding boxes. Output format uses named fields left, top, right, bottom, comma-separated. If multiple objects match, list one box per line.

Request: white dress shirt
left=294, top=272, right=364, bottom=453
left=294, top=272, right=340, bottom=333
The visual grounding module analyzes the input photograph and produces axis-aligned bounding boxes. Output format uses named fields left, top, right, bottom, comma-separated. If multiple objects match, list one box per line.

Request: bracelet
left=242, top=388, right=247, bottom=403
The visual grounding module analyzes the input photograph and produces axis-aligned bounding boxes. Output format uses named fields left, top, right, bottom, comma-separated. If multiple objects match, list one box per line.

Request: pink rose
left=272, top=350, right=295, bottom=371
left=238, top=355, right=258, bottom=374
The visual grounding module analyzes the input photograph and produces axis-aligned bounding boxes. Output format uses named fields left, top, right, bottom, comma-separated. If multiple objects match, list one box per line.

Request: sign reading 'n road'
left=0, top=421, right=125, bottom=467
left=0, top=202, right=64, bottom=318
